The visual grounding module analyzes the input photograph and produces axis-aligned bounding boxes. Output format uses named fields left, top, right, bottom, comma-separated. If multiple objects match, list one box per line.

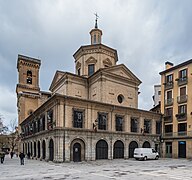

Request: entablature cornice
left=73, top=44, right=118, bottom=62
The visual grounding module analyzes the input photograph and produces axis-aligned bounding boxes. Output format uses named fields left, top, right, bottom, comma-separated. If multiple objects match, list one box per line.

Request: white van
left=134, top=148, right=159, bottom=160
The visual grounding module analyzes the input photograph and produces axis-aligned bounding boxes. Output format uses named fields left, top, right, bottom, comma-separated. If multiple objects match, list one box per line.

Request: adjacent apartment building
left=16, top=20, right=161, bottom=162
left=160, top=60, right=192, bottom=158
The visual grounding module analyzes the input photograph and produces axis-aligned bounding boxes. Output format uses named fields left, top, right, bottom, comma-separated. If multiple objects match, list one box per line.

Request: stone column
left=86, top=133, right=93, bottom=161
left=124, top=138, right=129, bottom=159
left=64, top=133, right=71, bottom=162
left=54, top=135, right=64, bottom=163
left=45, top=138, right=49, bottom=161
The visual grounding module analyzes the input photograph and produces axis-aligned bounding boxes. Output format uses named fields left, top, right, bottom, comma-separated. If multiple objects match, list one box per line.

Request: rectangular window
left=178, top=105, right=187, bottom=114
left=178, top=123, right=187, bottom=132
left=165, top=124, right=173, bottom=133
left=73, top=110, right=83, bottom=128
left=115, top=116, right=123, bottom=131
left=156, top=121, right=161, bottom=134
left=47, top=110, right=53, bottom=130
left=166, top=74, right=173, bottom=83
left=167, top=90, right=172, bottom=99
left=180, top=87, right=186, bottom=96
left=165, top=107, right=173, bottom=116
left=179, top=69, right=187, bottom=79
left=158, top=91, right=161, bottom=95
left=98, top=113, right=107, bottom=130
left=131, top=117, right=138, bottom=132
left=144, top=119, right=151, bottom=133
left=42, top=115, right=45, bottom=131
left=88, top=64, right=95, bottom=76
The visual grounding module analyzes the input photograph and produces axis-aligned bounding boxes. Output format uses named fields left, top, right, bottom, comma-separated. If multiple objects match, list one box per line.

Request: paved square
left=1, top=155, right=192, bottom=180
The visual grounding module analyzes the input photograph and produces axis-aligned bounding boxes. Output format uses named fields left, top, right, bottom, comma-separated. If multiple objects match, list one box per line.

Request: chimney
left=165, top=61, right=174, bottom=70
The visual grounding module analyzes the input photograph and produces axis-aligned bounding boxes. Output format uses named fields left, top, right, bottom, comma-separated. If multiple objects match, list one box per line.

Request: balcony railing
left=176, top=77, right=188, bottom=86
left=163, top=115, right=173, bottom=123
left=165, top=98, right=174, bottom=106
left=176, top=113, right=187, bottom=121
left=177, top=95, right=188, bottom=104
left=164, top=81, right=174, bottom=90
left=164, top=131, right=190, bottom=138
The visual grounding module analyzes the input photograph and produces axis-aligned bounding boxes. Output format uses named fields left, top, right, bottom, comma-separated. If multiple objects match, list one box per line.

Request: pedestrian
left=0, top=151, right=5, bottom=164
left=19, top=152, right=25, bottom=165
left=10, top=151, right=14, bottom=159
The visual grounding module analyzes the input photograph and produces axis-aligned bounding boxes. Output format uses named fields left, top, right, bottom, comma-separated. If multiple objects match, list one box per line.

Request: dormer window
left=88, top=64, right=95, bottom=76
left=27, top=70, right=32, bottom=84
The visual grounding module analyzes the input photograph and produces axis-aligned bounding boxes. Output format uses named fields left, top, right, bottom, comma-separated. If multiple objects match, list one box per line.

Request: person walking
left=10, top=151, right=14, bottom=159
left=0, top=151, right=5, bottom=164
left=19, top=152, right=25, bottom=165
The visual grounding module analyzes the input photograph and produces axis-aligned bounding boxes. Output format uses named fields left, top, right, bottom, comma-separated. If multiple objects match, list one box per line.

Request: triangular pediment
left=49, top=70, right=66, bottom=91
left=102, top=64, right=142, bottom=84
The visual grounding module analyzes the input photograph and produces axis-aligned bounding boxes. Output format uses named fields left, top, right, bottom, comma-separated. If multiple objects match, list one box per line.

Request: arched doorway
left=113, top=140, right=124, bottom=159
left=49, top=139, right=54, bottom=161
left=129, top=141, right=138, bottom=158
left=96, top=140, right=108, bottom=160
left=34, top=142, right=36, bottom=157
left=70, top=139, right=85, bottom=162
left=42, top=140, right=46, bottom=159
left=142, top=141, right=151, bottom=148
left=73, top=143, right=81, bottom=162
left=37, top=141, right=40, bottom=158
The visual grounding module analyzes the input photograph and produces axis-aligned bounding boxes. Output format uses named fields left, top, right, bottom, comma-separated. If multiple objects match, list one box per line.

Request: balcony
left=165, top=98, right=173, bottom=106
left=176, top=77, right=188, bottom=86
left=177, top=95, right=188, bottom=104
left=163, top=131, right=191, bottom=138
left=176, top=113, right=187, bottom=121
left=178, top=131, right=187, bottom=136
left=163, top=115, right=173, bottom=123
left=164, top=81, right=173, bottom=90
left=164, top=132, right=173, bottom=137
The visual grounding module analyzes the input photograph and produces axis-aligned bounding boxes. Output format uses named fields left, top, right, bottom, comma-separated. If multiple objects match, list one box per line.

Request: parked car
left=134, top=148, right=159, bottom=160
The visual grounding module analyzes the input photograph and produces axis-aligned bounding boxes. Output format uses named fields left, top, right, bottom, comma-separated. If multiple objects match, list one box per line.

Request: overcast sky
left=1, top=0, right=192, bottom=126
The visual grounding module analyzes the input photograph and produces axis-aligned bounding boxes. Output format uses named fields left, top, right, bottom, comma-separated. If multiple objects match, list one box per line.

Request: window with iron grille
left=47, top=110, right=53, bottom=130
left=156, top=121, right=161, bottom=134
left=98, top=113, right=107, bottom=130
left=115, top=116, right=123, bottom=131
left=73, top=110, right=83, bottom=128
left=144, top=119, right=151, bottom=133
left=131, top=118, right=138, bottom=132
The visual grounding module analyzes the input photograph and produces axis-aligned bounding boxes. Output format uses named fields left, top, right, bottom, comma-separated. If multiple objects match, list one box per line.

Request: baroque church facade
left=16, top=20, right=161, bottom=162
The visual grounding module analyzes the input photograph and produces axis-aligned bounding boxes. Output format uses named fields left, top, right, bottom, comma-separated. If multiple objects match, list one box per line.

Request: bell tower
left=16, top=54, right=41, bottom=126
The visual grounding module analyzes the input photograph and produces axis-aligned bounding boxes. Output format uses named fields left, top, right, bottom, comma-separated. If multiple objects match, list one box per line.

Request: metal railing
left=164, top=131, right=191, bottom=138
left=177, top=95, right=188, bottom=104
left=177, top=77, right=188, bottom=86
left=163, top=115, right=173, bottom=122
left=165, top=98, right=174, bottom=106
left=176, top=113, right=187, bottom=121
left=164, top=81, right=174, bottom=90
